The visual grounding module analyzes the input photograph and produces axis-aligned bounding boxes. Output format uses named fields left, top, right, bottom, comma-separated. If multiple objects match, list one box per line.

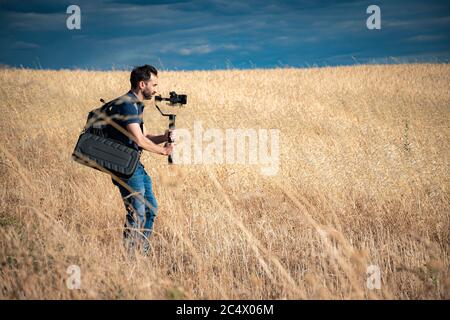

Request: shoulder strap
left=99, top=98, right=116, bottom=115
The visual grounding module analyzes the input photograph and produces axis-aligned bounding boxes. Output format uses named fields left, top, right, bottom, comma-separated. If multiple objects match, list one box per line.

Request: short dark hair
left=130, top=64, right=158, bottom=89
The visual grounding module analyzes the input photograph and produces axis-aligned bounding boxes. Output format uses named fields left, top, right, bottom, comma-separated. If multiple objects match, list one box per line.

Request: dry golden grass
left=0, top=64, right=449, bottom=299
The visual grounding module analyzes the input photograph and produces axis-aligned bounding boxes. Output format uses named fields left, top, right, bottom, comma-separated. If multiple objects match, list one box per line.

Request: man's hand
left=164, top=129, right=175, bottom=143
left=162, top=143, right=174, bottom=156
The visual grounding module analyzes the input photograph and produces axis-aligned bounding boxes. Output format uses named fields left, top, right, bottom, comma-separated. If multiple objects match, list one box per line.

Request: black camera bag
left=72, top=100, right=140, bottom=179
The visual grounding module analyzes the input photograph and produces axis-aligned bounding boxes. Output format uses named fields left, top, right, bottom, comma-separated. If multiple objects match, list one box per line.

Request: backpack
left=72, top=99, right=140, bottom=179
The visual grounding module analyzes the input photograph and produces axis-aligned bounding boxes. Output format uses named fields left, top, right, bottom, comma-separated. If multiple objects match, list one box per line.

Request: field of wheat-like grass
left=0, top=64, right=449, bottom=299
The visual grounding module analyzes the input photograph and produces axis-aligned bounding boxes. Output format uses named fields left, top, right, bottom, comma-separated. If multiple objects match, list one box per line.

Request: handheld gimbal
left=154, top=91, right=187, bottom=164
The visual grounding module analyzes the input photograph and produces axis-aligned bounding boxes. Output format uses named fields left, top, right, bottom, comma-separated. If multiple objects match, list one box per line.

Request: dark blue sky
left=0, top=0, right=449, bottom=70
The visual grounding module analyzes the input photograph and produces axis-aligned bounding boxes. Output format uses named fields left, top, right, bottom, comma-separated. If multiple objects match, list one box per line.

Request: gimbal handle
left=155, top=104, right=175, bottom=164
left=167, top=115, right=175, bottom=164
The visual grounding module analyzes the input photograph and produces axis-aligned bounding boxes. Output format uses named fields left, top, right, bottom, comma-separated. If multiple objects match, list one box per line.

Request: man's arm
left=143, top=124, right=169, bottom=145
left=126, top=123, right=172, bottom=155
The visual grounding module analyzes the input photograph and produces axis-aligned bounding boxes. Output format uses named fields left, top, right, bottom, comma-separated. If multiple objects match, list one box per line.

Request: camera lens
left=179, top=95, right=187, bottom=104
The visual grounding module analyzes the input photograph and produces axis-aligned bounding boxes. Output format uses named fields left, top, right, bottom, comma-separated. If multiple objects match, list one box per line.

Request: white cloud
left=177, top=43, right=241, bottom=56
left=179, top=44, right=214, bottom=55
left=407, top=34, right=447, bottom=42
left=223, top=44, right=239, bottom=50
left=11, top=41, right=40, bottom=49
left=5, top=11, right=65, bottom=31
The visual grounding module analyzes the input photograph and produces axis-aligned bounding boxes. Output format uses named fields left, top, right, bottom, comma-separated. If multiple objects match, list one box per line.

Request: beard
left=142, top=89, right=153, bottom=100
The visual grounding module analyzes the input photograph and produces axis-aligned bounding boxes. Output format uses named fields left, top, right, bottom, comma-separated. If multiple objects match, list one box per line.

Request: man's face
left=141, top=74, right=158, bottom=100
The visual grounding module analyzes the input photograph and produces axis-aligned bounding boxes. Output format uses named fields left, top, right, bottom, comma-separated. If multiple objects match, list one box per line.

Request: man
left=108, top=64, right=173, bottom=254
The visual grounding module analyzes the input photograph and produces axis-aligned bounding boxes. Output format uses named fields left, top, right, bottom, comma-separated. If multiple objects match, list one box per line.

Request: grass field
left=0, top=64, right=449, bottom=299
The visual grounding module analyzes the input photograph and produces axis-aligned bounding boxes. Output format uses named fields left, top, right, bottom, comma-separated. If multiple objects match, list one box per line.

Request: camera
left=155, top=91, right=187, bottom=105
left=169, top=91, right=187, bottom=105
left=153, top=91, right=187, bottom=164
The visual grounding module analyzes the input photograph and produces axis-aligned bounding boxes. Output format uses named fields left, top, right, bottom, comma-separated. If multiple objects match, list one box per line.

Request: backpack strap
left=99, top=98, right=116, bottom=115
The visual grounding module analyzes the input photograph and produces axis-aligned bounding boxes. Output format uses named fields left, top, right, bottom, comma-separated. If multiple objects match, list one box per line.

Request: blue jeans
left=112, top=162, right=158, bottom=252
